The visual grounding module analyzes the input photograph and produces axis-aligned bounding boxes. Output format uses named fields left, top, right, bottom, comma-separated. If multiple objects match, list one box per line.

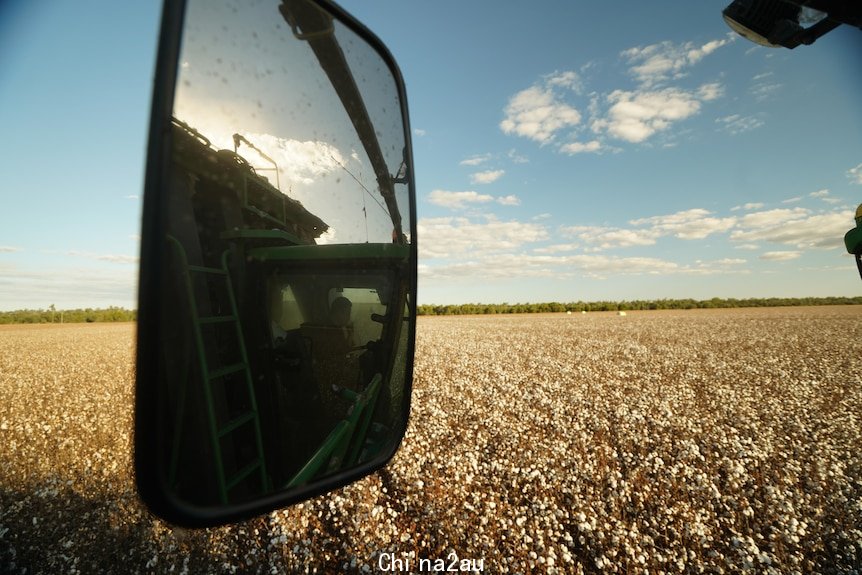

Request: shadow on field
left=0, top=479, right=241, bottom=574
left=3, top=483, right=147, bottom=573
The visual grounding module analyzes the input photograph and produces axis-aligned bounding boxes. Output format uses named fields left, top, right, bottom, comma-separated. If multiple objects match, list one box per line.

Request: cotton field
left=1, top=307, right=861, bottom=574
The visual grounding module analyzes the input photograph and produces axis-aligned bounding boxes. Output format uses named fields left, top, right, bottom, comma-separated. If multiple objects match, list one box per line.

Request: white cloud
left=546, top=70, right=583, bottom=92
left=561, top=225, right=660, bottom=250
left=507, top=149, right=529, bottom=164
left=847, top=163, right=862, bottom=185
left=418, top=216, right=548, bottom=259
left=419, top=252, right=691, bottom=281
left=731, top=208, right=849, bottom=249
left=0, top=246, right=21, bottom=253
left=98, top=254, right=139, bottom=264
left=690, top=36, right=735, bottom=59
left=630, top=208, right=736, bottom=240
left=687, top=259, right=752, bottom=276
left=698, top=83, right=724, bottom=101
left=782, top=196, right=803, bottom=204
left=317, top=227, right=338, bottom=245
left=178, top=121, right=344, bottom=189
left=717, top=114, right=764, bottom=134
left=67, top=251, right=139, bottom=264
left=731, top=202, right=765, bottom=211
left=428, top=190, right=493, bottom=209
left=760, top=251, right=802, bottom=261
left=533, top=243, right=580, bottom=254
left=621, top=37, right=734, bottom=87
left=242, top=132, right=345, bottom=186
left=500, top=77, right=582, bottom=144
left=418, top=258, right=560, bottom=280
left=558, top=254, right=746, bottom=277
left=561, top=208, right=737, bottom=251
left=503, top=38, right=729, bottom=152
left=560, top=140, right=603, bottom=155
left=413, top=128, right=427, bottom=137
left=0, top=263, right=136, bottom=309
left=716, top=258, right=747, bottom=265
left=460, top=154, right=491, bottom=167
left=811, top=189, right=842, bottom=204
left=737, top=207, right=809, bottom=229
left=564, top=254, right=681, bottom=276
left=470, top=169, right=505, bottom=185
left=594, top=88, right=705, bottom=144
left=419, top=224, right=756, bottom=282
left=751, top=82, right=782, bottom=102
left=497, top=195, right=521, bottom=206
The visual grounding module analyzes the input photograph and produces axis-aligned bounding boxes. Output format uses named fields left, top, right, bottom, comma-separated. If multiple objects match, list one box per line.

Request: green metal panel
left=220, top=228, right=307, bottom=246
left=247, top=242, right=409, bottom=263
left=284, top=421, right=351, bottom=488
left=845, top=225, right=862, bottom=254
left=345, top=373, right=383, bottom=466
left=285, top=373, right=383, bottom=488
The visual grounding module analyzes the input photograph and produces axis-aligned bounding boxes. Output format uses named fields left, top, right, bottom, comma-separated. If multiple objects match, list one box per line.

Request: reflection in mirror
left=150, top=0, right=414, bottom=510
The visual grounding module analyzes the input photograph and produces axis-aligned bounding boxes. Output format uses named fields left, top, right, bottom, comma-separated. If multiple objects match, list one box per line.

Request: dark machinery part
left=723, top=0, right=862, bottom=48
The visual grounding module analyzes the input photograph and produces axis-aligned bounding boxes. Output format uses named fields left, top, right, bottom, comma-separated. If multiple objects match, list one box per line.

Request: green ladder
left=167, top=235, right=270, bottom=503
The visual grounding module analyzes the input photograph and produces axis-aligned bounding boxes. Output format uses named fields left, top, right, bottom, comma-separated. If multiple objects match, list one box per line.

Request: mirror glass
left=140, top=0, right=414, bottom=515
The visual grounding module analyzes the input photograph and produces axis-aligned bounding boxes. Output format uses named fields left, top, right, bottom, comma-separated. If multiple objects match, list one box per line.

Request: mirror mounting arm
left=280, top=0, right=334, bottom=40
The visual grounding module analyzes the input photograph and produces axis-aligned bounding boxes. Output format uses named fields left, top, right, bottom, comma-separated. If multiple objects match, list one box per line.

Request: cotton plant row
left=275, top=308, right=862, bottom=574
left=0, top=308, right=860, bottom=574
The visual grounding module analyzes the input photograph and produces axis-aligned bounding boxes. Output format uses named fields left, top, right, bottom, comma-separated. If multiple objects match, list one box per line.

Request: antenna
left=360, top=171, right=369, bottom=242
left=330, top=154, right=391, bottom=221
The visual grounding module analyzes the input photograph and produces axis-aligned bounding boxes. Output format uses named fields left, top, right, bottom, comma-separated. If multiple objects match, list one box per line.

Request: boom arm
left=279, top=0, right=406, bottom=244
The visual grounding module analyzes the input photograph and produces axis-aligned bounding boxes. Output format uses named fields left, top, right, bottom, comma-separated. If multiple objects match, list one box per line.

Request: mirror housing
left=721, top=0, right=848, bottom=49
left=135, top=0, right=416, bottom=527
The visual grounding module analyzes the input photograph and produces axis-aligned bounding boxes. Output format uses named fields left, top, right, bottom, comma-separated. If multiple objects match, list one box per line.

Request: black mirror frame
left=134, top=0, right=417, bottom=528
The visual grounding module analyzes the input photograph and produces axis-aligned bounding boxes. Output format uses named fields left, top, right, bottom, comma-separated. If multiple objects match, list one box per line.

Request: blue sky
left=1, top=1, right=860, bottom=310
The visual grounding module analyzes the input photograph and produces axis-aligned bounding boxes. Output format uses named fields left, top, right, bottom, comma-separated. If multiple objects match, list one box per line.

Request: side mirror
left=135, top=0, right=416, bottom=527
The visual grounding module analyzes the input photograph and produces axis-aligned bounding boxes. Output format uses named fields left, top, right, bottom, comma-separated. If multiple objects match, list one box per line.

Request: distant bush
left=417, top=297, right=862, bottom=316
left=3, top=298, right=858, bottom=323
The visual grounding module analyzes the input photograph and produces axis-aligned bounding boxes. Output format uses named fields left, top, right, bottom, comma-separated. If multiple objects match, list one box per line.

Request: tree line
left=2, top=297, right=860, bottom=323
left=0, top=306, right=136, bottom=324
left=417, top=297, right=862, bottom=316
